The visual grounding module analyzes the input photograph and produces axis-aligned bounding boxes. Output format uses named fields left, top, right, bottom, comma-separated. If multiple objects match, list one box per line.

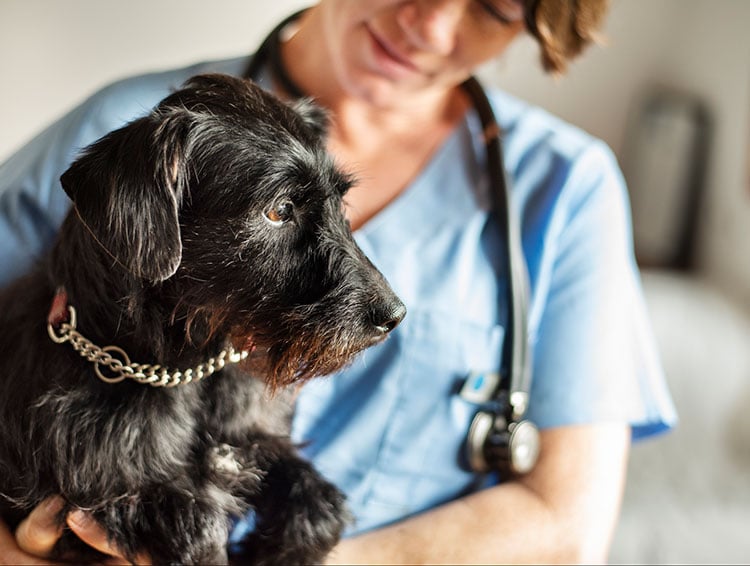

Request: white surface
left=611, top=270, right=750, bottom=564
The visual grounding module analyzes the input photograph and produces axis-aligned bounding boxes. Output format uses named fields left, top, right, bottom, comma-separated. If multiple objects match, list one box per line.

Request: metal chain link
left=47, top=306, right=248, bottom=387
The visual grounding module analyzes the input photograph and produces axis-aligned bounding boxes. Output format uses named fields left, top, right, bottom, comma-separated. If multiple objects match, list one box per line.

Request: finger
left=0, top=514, right=54, bottom=565
left=0, top=521, right=54, bottom=565
left=66, top=510, right=151, bottom=565
left=14, top=496, right=65, bottom=559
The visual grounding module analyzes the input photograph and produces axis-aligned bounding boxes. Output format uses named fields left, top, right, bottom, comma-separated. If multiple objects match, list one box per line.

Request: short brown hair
left=524, top=0, right=610, bottom=74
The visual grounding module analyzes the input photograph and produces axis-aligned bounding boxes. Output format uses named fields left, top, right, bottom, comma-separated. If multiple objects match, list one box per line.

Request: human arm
left=4, top=423, right=627, bottom=565
left=326, top=422, right=630, bottom=565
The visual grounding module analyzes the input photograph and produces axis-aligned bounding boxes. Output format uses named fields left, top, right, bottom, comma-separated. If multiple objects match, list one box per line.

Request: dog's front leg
left=227, top=433, right=349, bottom=566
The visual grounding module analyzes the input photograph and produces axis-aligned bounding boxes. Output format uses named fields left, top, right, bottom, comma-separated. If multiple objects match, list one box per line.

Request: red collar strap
left=47, top=288, right=70, bottom=327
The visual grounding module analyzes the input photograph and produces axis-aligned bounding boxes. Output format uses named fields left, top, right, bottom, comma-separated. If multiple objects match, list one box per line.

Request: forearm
left=3, top=425, right=629, bottom=565
left=327, top=423, right=630, bottom=565
left=328, top=483, right=564, bottom=564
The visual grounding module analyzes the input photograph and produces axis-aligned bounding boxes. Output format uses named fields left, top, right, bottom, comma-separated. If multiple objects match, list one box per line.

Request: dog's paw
left=241, top=468, right=350, bottom=566
left=286, top=471, right=350, bottom=550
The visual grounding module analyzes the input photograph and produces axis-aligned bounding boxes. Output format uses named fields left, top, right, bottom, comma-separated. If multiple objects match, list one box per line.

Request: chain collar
left=47, top=296, right=248, bottom=388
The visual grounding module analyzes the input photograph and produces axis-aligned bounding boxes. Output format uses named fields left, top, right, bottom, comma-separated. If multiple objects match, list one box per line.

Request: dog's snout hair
left=0, top=73, right=404, bottom=564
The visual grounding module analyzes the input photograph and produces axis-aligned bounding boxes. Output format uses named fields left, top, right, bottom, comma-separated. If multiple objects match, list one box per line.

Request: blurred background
left=1, top=0, right=749, bottom=562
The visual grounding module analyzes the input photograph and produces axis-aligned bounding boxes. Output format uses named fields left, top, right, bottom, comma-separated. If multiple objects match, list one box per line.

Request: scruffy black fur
left=0, top=74, right=405, bottom=564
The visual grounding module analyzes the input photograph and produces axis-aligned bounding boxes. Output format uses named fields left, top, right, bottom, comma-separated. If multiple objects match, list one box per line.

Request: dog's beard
left=228, top=304, right=381, bottom=390
left=233, top=330, right=367, bottom=391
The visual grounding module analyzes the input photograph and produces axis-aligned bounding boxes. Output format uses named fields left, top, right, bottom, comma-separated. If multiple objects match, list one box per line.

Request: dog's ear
left=290, top=98, right=330, bottom=139
left=60, top=113, right=189, bottom=282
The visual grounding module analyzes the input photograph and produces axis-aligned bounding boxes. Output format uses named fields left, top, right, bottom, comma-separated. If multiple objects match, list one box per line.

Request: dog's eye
left=264, top=200, right=294, bottom=226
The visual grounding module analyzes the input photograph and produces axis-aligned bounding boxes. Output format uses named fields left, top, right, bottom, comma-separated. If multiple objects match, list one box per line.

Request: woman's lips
left=365, top=24, right=422, bottom=79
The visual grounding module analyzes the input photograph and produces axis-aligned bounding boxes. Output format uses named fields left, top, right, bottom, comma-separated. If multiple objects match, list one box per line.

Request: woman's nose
left=396, top=0, right=467, bottom=55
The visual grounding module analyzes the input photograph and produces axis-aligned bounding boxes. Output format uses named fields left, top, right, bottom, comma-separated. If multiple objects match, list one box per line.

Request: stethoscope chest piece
left=467, top=410, right=540, bottom=475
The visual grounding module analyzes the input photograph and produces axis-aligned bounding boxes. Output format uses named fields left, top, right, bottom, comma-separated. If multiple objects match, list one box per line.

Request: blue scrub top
left=0, top=55, right=676, bottom=539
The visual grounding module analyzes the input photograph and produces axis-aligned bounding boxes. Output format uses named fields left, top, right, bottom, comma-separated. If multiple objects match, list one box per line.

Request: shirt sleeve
left=525, top=140, right=677, bottom=439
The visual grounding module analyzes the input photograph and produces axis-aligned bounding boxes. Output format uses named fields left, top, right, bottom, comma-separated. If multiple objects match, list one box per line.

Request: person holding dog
left=0, top=0, right=675, bottom=563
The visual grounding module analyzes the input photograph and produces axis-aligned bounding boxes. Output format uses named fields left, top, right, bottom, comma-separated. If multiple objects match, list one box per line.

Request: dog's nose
left=370, top=299, right=406, bottom=334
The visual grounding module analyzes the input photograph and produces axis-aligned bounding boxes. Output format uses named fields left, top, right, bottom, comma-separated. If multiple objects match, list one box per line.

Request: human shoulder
left=74, top=55, right=250, bottom=137
left=488, top=87, right=611, bottom=164
left=485, top=87, right=624, bottom=212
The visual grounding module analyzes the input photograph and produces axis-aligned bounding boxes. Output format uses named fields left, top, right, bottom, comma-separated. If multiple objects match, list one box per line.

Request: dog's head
left=60, top=73, right=405, bottom=386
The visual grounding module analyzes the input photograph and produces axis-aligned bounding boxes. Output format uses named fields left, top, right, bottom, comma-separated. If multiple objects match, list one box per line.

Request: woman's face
left=316, top=0, right=526, bottom=106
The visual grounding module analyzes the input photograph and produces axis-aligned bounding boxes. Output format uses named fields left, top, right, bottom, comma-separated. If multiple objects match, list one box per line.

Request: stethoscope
left=245, top=10, right=540, bottom=477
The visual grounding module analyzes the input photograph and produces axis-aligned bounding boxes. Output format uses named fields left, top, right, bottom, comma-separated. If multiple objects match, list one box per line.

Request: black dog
left=0, top=74, right=405, bottom=564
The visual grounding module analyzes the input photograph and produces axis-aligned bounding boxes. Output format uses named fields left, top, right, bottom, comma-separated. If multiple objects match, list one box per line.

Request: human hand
left=1, top=496, right=151, bottom=565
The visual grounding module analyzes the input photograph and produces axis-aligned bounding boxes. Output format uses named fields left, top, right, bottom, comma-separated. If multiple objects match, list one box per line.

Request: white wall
left=1, top=0, right=749, bottom=304
left=0, top=0, right=308, bottom=159
left=664, top=0, right=750, bottom=308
